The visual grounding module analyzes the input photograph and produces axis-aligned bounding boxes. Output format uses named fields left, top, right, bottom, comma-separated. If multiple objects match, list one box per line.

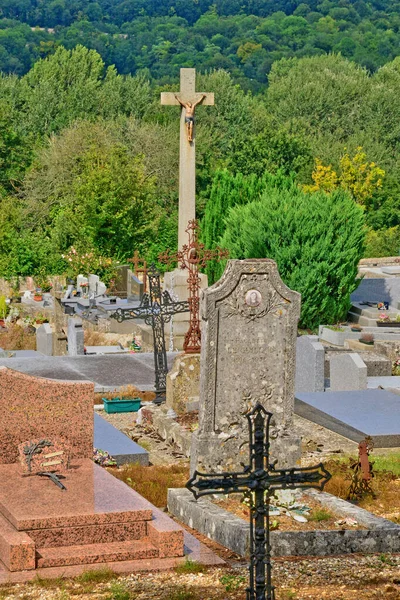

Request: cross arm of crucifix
left=186, top=463, right=331, bottom=500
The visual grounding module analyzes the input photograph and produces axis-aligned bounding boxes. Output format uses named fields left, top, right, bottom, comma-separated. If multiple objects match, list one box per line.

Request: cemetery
left=0, top=66, right=399, bottom=600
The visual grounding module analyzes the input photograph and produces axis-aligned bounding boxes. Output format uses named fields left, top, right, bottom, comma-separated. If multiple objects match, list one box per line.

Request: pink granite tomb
left=0, top=367, right=222, bottom=580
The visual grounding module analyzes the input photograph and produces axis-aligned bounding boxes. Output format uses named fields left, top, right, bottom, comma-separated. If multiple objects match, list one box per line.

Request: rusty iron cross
left=159, top=220, right=228, bottom=353
left=127, top=250, right=148, bottom=293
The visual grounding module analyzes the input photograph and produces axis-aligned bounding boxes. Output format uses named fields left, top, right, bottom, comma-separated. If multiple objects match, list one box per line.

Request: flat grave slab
left=295, top=389, right=400, bottom=447
left=94, top=412, right=149, bottom=466
left=0, top=459, right=152, bottom=531
left=368, top=376, right=400, bottom=389
left=0, top=353, right=178, bottom=390
left=85, top=345, right=129, bottom=355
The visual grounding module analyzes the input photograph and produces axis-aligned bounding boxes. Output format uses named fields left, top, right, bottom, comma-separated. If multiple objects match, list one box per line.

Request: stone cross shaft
left=161, top=68, right=214, bottom=251
left=187, top=403, right=331, bottom=600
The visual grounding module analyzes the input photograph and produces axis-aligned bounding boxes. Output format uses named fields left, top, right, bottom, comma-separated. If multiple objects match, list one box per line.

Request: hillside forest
left=1, top=1, right=400, bottom=326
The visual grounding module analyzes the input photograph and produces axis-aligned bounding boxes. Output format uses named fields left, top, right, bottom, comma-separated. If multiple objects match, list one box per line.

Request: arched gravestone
left=191, top=259, right=301, bottom=474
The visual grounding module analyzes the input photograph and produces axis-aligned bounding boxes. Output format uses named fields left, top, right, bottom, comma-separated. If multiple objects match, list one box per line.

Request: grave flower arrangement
left=393, top=359, right=400, bottom=376
left=378, top=313, right=390, bottom=322
left=102, top=384, right=141, bottom=414
left=376, top=313, right=400, bottom=326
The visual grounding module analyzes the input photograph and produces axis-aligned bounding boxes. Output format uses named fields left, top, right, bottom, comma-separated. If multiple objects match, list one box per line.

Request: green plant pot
left=102, top=397, right=141, bottom=414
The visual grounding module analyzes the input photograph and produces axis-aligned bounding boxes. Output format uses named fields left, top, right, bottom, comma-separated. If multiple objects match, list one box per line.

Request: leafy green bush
left=202, top=169, right=296, bottom=284
left=364, top=227, right=400, bottom=258
left=220, top=185, right=365, bottom=329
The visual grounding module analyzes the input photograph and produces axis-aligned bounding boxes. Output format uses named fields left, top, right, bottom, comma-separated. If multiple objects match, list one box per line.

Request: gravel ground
left=1, top=554, right=399, bottom=599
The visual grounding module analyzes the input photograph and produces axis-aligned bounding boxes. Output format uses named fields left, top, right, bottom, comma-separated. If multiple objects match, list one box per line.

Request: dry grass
left=110, top=463, right=190, bottom=507
left=0, top=324, right=36, bottom=350
left=323, top=456, right=400, bottom=522
left=94, top=389, right=156, bottom=404
left=84, top=329, right=110, bottom=345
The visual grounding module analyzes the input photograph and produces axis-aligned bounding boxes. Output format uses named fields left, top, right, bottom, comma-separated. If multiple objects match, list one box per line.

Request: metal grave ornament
left=159, top=219, right=228, bottom=353
left=18, top=439, right=69, bottom=491
left=110, top=264, right=189, bottom=400
left=186, top=403, right=331, bottom=600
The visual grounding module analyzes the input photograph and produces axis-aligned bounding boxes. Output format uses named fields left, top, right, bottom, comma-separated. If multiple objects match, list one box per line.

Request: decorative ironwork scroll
left=186, top=403, right=331, bottom=600
left=110, top=264, right=189, bottom=400
left=159, top=220, right=228, bottom=353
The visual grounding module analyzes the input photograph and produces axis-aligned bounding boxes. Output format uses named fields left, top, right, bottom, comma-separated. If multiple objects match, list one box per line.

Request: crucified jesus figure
left=174, top=93, right=206, bottom=142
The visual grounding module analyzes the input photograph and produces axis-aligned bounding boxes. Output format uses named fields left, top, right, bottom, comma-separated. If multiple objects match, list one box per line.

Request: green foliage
left=0, top=295, right=8, bottom=320
left=309, top=509, right=333, bottom=522
left=219, top=573, right=246, bottom=592
left=220, top=184, right=365, bottom=329
left=203, top=169, right=296, bottom=284
left=1, top=1, right=400, bottom=89
left=174, top=559, right=205, bottom=574
left=364, top=227, right=400, bottom=258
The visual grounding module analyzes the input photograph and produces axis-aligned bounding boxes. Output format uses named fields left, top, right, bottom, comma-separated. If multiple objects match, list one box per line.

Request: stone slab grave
left=191, top=259, right=301, bottom=473
left=0, top=367, right=222, bottom=581
left=94, top=412, right=149, bottom=466
left=329, top=353, right=367, bottom=391
left=324, top=350, right=391, bottom=378
left=295, top=335, right=324, bottom=393
left=351, top=277, right=400, bottom=306
left=168, top=485, right=400, bottom=557
left=295, top=389, right=400, bottom=447
left=0, top=352, right=178, bottom=391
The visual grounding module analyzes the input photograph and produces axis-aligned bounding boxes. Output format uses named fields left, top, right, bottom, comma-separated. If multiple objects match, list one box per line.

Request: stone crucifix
left=161, top=68, right=214, bottom=251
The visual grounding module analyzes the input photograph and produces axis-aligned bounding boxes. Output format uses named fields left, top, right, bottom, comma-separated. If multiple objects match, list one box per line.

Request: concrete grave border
left=168, top=488, right=400, bottom=557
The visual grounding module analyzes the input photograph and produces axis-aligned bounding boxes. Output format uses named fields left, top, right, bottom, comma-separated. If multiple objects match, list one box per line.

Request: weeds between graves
left=110, top=463, right=189, bottom=507
left=324, top=454, right=400, bottom=522
left=174, top=559, right=206, bottom=575
left=0, top=323, right=36, bottom=350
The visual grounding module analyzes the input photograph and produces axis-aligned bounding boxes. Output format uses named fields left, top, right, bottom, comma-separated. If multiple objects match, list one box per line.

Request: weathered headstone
left=330, top=353, right=367, bottom=391
left=67, top=317, right=85, bottom=356
left=36, top=323, right=53, bottom=356
left=295, top=335, right=325, bottom=393
left=191, top=259, right=301, bottom=474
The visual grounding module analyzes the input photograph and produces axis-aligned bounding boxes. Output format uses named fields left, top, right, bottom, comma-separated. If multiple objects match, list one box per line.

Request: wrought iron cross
left=159, top=220, right=228, bottom=353
left=110, top=264, right=189, bottom=400
left=186, top=403, right=331, bottom=600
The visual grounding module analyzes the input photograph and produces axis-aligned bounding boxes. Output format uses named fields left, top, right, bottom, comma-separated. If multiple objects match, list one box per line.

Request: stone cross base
left=190, top=431, right=301, bottom=476
left=163, top=269, right=208, bottom=351
left=166, top=353, right=200, bottom=414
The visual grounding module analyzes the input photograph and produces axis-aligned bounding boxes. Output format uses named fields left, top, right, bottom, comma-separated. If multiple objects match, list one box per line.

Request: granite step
left=0, top=512, right=35, bottom=572
left=28, top=519, right=147, bottom=548
left=36, top=538, right=159, bottom=568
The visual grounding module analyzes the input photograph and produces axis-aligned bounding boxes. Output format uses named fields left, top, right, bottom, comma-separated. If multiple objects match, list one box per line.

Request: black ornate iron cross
left=110, top=264, right=189, bottom=400
left=186, top=403, right=331, bottom=600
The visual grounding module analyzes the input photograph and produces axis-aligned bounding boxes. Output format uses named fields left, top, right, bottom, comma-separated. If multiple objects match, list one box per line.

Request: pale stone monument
left=191, top=259, right=302, bottom=474
left=330, top=353, right=367, bottom=391
left=161, top=69, right=213, bottom=350
left=295, top=335, right=325, bottom=393
left=67, top=317, right=85, bottom=356
left=36, top=323, right=53, bottom=356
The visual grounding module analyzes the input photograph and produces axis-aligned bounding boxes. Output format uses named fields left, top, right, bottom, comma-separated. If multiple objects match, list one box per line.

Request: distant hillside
left=1, top=0, right=400, bottom=89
